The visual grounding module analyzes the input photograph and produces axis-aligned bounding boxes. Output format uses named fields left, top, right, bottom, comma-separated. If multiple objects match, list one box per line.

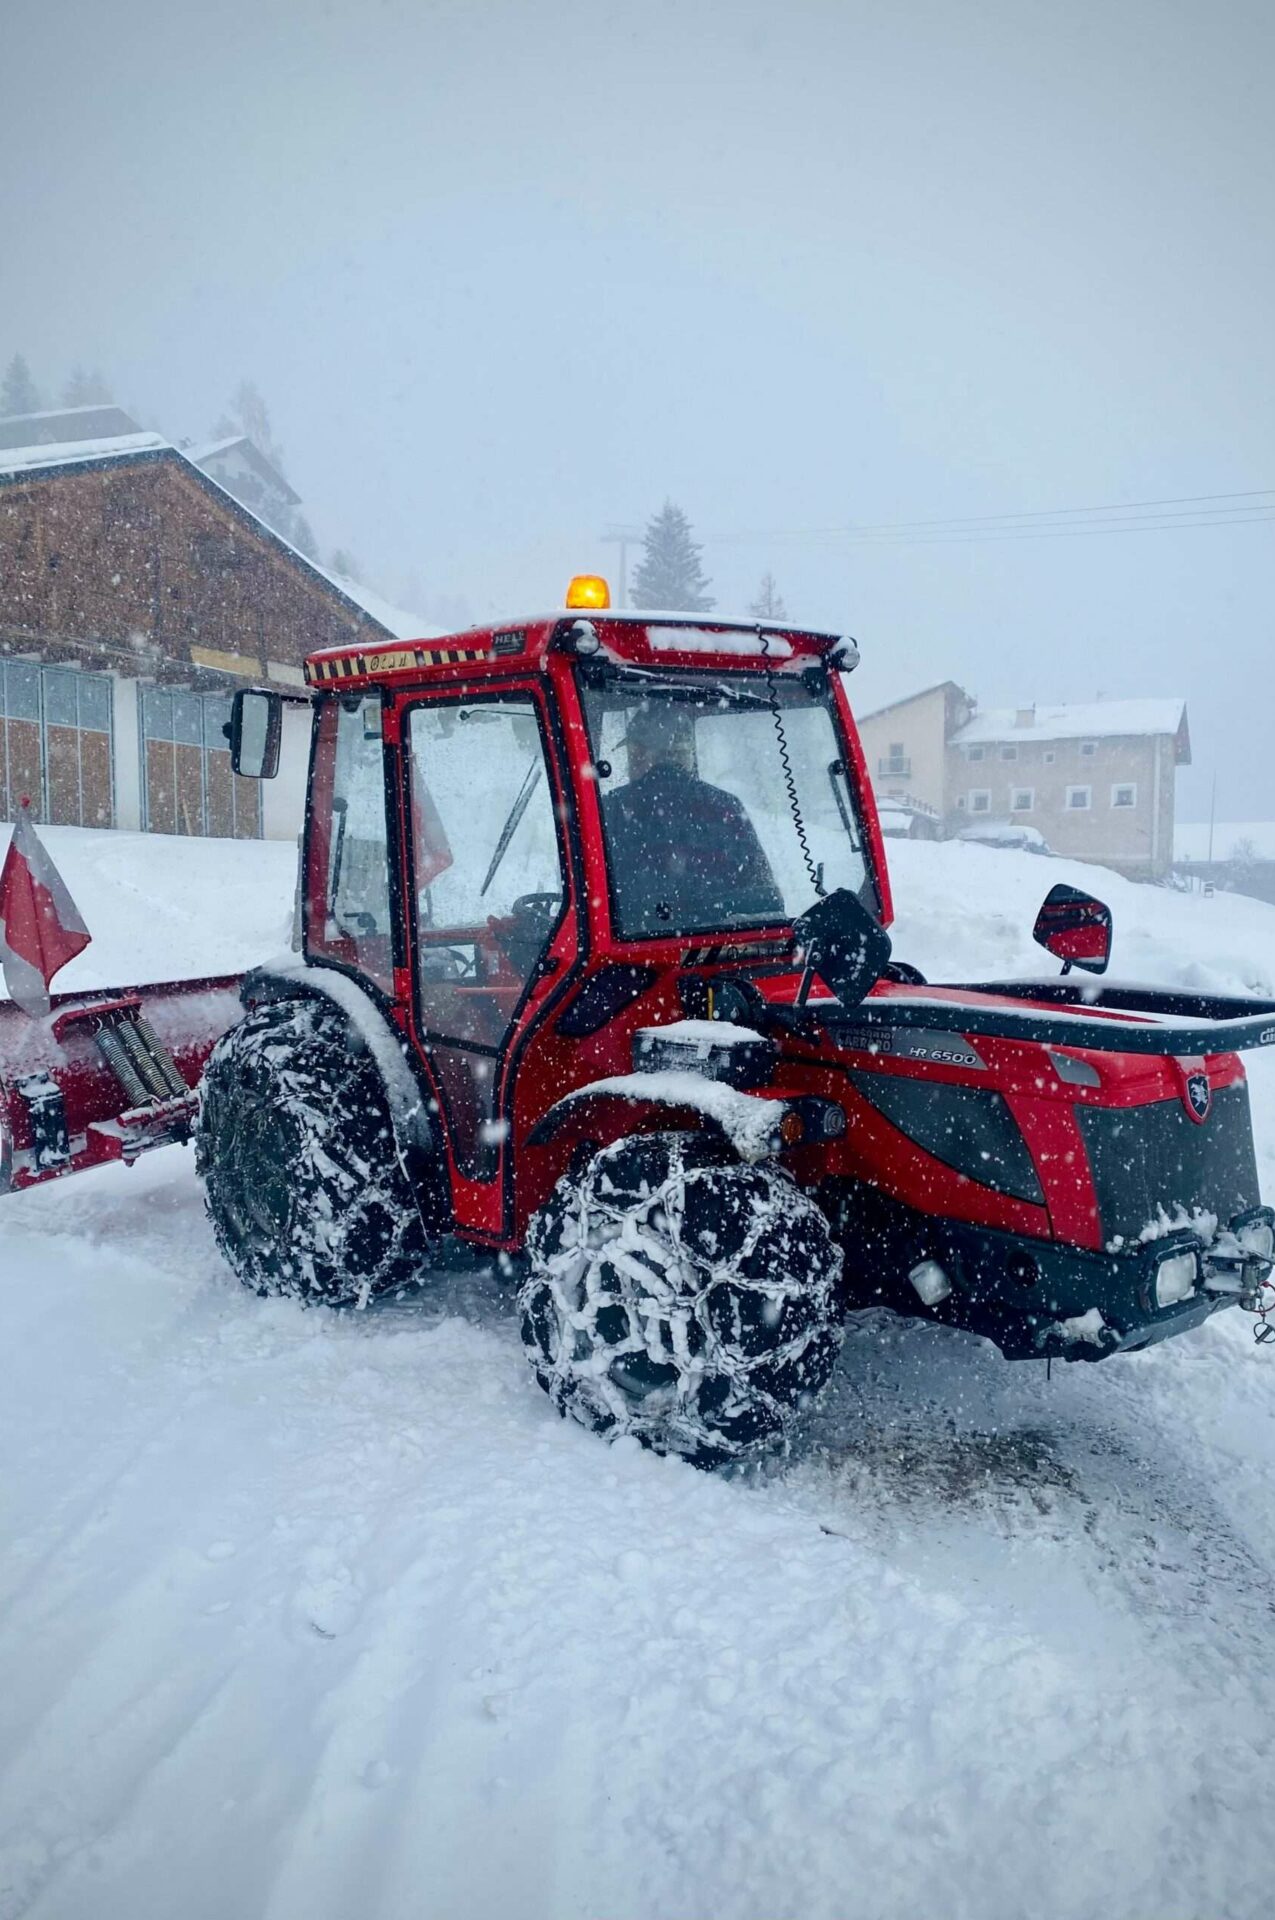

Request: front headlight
left=1154, top=1246, right=1200, bottom=1309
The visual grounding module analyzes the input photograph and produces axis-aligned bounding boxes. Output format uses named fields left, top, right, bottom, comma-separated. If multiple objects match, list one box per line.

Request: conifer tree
left=62, top=366, right=114, bottom=406
left=749, top=572, right=787, bottom=619
left=1, top=354, right=42, bottom=418
left=631, top=501, right=715, bottom=612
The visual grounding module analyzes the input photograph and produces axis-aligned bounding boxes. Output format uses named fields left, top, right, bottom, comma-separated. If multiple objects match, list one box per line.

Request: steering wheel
left=489, top=892, right=562, bottom=973
left=510, top=892, right=562, bottom=937
left=418, top=944, right=475, bottom=982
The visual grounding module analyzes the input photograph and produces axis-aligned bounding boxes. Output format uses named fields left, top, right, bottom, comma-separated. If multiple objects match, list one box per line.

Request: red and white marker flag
left=0, top=800, right=91, bottom=1018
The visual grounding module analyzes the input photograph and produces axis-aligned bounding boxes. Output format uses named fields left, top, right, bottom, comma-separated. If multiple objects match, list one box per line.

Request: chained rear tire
left=518, top=1131, right=844, bottom=1467
left=196, top=996, right=430, bottom=1306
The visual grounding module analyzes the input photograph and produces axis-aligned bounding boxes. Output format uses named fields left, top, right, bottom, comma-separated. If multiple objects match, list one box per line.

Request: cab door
left=402, top=686, right=576, bottom=1231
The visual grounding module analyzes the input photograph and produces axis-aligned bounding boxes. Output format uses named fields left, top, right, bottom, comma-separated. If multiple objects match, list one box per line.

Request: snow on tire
left=196, top=995, right=431, bottom=1306
left=519, top=1131, right=845, bottom=1467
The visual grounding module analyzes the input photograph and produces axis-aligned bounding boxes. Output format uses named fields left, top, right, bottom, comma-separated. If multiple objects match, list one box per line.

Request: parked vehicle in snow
left=2, top=579, right=1272, bottom=1466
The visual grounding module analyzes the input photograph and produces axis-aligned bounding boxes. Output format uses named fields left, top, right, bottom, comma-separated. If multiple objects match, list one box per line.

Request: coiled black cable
left=759, top=628, right=825, bottom=899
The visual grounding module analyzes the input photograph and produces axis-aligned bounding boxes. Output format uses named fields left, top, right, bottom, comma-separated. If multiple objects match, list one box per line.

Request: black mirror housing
left=229, top=688, right=283, bottom=779
left=1032, top=883, right=1112, bottom=975
left=793, top=887, right=892, bottom=1009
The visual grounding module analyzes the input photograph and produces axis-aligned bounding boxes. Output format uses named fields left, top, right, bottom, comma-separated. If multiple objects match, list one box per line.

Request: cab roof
left=304, top=611, right=852, bottom=690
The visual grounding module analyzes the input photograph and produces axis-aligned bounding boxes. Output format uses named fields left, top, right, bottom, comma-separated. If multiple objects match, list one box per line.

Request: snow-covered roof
left=186, top=435, right=301, bottom=506
left=307, top=566, right=445, bottom=640
left=952, top=698, right=1187, bottom=747
left=0, top=404, right=141, bottom=449
left=0, top=430, right=168, bottom=476
left=1174, top=821, right=1275, bottom=863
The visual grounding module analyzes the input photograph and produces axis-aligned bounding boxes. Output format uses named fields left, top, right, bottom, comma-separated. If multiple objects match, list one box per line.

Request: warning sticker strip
left=305, top=645, right=489, bottom=685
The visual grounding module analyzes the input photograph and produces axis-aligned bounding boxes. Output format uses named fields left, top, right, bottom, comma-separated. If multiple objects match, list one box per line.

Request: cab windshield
left=580, top=664, right=874, bottom=939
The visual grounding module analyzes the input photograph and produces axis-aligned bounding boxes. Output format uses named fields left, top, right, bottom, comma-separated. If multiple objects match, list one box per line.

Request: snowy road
left=4, top=1125, right=1275, bottom=1920
left=2, top=838, right=1275, bottom=1919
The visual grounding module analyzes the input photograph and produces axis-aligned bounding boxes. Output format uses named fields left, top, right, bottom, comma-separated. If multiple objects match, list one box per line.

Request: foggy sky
left=3, top=0, right=1272, bottom=819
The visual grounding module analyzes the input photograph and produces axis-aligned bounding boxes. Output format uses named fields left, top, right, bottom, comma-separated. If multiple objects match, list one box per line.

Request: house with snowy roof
left=949, top=699, right=1189, bottom=880
left=860, top=685, right=1190, bottom=880
left=0, top=427, right=434, bottom=841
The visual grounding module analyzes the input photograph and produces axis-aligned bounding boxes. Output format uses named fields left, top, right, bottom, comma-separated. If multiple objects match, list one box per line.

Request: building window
left=878, top=742, right=910, bottom=778
left=1066, top=785, right=1091, bottom=810
left=139, top=687, right=261, bottom=838
left=955, top=795, right=966, bottom=809
left=1044, top=750, right=1056, bottom=764
left=42, top=667, right=114, bottom=828
left=966, top=745, right=985, bottom=762
left=1111, top=783, right=1136, bottom=809
left=1000, top=744, right=1018, bottom=761
left=1011, top=788, right=1034, bottom=813
left=968, top=789, right=992, bottom=813
left=0, top=661, right=44, bottom=821
left=1080, top=741, right=1097, bottom=758
left=1, top=663, right=114, bottom=828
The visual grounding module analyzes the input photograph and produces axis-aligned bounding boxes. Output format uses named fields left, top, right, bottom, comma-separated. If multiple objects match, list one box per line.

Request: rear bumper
left=827, top=1184, right=1273, bottom=1361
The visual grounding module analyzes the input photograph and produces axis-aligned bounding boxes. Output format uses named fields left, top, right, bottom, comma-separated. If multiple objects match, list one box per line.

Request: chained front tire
left=196, top=996, right=430, bottom=1306
left=518, top=1131, right=844, bottom=1467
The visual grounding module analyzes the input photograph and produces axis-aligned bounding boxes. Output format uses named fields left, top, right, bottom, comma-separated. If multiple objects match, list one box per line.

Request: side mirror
left=228, top=688, right=282, bottom=779
left=1032, top=883, right=1112, bottom=975
left=793, top=887, right=892, bottom=1009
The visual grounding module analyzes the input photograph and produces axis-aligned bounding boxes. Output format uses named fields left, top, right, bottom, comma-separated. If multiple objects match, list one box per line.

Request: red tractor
left=3, top=583, right=1273, bottom=1466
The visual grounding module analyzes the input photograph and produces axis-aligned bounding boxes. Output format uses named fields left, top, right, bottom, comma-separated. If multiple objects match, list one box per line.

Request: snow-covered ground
left=2, top=832, right=1274, bottom=1920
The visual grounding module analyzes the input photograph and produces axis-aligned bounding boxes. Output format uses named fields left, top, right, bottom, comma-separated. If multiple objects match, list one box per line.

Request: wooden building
left=0, top=435, right=404, bottom=838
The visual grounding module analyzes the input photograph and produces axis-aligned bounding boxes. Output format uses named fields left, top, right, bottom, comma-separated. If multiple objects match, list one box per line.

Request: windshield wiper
left=582, top=661, right=771, bottom=711
left=480, top=761, right=542, bottom=897
left=827, top=758, right=861, bottom=847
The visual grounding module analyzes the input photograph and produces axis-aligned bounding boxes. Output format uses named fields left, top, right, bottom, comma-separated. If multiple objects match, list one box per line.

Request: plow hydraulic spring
left=95, top=1016, right=189, bottom=1107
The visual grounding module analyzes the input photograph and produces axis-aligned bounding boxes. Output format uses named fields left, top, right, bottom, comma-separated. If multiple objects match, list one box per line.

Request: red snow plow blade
left=0, top=975, right=244, bottom=1193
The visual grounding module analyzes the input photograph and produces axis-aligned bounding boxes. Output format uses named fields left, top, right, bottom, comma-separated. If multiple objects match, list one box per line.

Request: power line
left=705, top=487, right=1275, bottom=548
left=839, top=510, right=1275, bottom=548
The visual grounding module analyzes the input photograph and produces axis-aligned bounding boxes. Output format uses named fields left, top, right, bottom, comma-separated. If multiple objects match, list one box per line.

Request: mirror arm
left=794, top=943, right=820, bottom=1010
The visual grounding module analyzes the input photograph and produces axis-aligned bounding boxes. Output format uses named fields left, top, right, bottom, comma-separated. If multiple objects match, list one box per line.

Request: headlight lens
left=1155, top=1247, right=1199, bottom=1308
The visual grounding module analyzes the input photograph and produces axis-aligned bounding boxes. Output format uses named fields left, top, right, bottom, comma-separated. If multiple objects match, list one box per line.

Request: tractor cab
left=230, top=583, right=887, bottom=1244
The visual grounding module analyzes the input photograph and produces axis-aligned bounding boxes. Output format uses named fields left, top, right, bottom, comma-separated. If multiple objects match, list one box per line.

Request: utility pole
left=601, top=524, right=643, bottom=610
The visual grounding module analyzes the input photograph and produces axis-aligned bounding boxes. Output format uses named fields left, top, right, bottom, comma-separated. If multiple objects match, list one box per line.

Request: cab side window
left=407, top=694, right=566, bottom=1179
left=306, top=693, right=393, bottom=992
left=408, top=696, right=564, bottom=1050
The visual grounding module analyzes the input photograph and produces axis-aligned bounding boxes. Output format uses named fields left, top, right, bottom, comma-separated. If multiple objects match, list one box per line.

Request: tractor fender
left=240, top=964, right=438, bottom=1175
left=530, top=1069, right=787, bottom=1164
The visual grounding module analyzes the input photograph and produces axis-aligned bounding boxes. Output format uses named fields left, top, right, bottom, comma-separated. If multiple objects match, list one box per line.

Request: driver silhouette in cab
left=602, top=704, right=784, bottom=932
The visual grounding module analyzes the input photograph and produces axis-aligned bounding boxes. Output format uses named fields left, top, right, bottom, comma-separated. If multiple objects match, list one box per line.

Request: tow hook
left=1247, top=1272, right=1275, bottom=1345
left=1199, top=1211, right=1275, bottom=1338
